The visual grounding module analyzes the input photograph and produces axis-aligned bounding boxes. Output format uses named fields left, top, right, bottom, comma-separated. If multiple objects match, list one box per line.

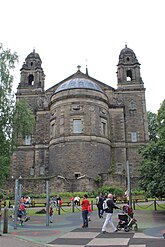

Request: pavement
left=0, top=206, right=165, bottom=247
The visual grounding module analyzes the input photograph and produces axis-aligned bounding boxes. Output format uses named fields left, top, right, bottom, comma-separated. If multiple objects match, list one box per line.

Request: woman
left=81, top=194, right=90, bottom=228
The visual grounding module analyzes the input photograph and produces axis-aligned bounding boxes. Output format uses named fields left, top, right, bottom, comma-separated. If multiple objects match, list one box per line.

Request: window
left=131, top=132, right=137, bottom=142
left=74, top=173, right=81, bottom=179
left=24, top=135, right=31, bottom=145
left=28, top=74, right=34, bottom=85
left=101, top=118, right=107, bottom=136
left=30, top=167, right=34, bottom=176
left=39, top=166, right=45, bottom=175
left=126, top=70, right=132, bottom=81
left=51, top=123, right=55, bottom=137
left=73, top=119, right=82, bottom=133
left=129, top=164, right=133, bottom=174
left=117, top=163, right=122, bottom=174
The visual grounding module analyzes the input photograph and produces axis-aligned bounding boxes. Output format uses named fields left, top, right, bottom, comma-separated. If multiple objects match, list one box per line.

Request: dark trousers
left=82, top=210, right=88, bottom=227
left=98, top=207, right=104, bottom=218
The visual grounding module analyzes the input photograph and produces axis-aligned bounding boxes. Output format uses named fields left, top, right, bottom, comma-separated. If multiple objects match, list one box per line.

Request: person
left=70, top=196, right=74, bottom=206
left=102, top=193, right=120, bottom=233
left=96, top=193, right=104, bottom=218
left=88, top=203, right=92, bottom=221
left=25, top=196, right=31, bottom=207
left=17, top=202, right=27, bottom=226
left=74, top=195, right=80, bottom=206
left=49, top=206, right=54, bottom=223
left=81, top=194, right=90, bottom=228
left=56, top=195, right=62, bottom=207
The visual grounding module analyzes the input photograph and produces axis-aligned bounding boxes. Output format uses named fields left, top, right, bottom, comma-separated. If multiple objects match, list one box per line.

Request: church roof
left=25, top=49, right=41, bottom=61
left=55, top=66, right=103, bottom=93
left=118, top=45, right=140, bottom=65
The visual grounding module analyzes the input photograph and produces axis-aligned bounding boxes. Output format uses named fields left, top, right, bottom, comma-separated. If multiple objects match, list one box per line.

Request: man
left=96, top=193, right=104, bottom=218
left=102, top=193, right=120, bottom=233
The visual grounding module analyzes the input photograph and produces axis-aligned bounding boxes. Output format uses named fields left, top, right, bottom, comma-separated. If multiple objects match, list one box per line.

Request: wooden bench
left=132, top=195, right=146, bottom=202
left=31, top=198, right=46, bottom=207
left=0, top=199, right=7, bottom=208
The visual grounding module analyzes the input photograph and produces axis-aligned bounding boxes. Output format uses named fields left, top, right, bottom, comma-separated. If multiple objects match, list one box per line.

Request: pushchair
left=116, top=204, right=138, bottom=232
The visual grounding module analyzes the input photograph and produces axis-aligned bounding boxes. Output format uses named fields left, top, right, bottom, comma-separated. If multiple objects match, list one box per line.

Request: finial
left=33, top=47, right=35, bottom=53
left=77, top=65, right=81, bottom=71
left=85, top=59, right=88, bottom=75
left=125, top=42, right=127, bottom=48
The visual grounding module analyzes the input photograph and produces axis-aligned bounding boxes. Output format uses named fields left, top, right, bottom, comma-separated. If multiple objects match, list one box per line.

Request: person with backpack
left=102, top=193, right=120, bottom=233
left=96, top=193, right=104, bottom=218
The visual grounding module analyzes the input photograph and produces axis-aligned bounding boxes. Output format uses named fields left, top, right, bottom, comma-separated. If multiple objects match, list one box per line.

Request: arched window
left=126, top=70, right=132, bottom=81
left=28, top=74, right=34, bottom=85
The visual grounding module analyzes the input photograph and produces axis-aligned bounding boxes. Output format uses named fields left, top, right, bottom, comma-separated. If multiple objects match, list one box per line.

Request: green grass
left=133, top=203, right=165, bottom=211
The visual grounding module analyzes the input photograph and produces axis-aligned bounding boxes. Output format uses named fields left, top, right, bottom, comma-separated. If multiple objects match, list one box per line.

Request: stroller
left=116, top=204, right=138, bottom=232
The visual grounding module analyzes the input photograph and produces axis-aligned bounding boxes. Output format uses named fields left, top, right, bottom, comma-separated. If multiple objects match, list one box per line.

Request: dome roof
left=119, top=45, right=135, bottom=56
left=118, top=45, right=140, bottom=65
left=26, top=49, right=41, bottom=61
left=55, top=77, right=103, bottom=93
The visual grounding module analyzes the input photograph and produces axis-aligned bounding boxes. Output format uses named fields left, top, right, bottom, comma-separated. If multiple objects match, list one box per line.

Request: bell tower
left=117, top=45, right=143, bottom=88
left=19, top=49, right=45, bottom=90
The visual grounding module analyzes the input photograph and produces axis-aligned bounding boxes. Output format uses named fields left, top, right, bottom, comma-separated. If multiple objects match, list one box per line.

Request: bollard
left=91, top=200, right=93, bottom=211
left=0, top=211, right=2, bottom=236
left=58, top=204, right=61, bottom=215
left=3, top=207, right=8, bottom=234
left=154, top=199, right=157, bottom=211
left=72, top=202, right=74, bottom=213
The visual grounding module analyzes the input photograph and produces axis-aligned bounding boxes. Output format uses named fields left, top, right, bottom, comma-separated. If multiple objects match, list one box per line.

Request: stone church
left=10, top=45, right=148, bottom=193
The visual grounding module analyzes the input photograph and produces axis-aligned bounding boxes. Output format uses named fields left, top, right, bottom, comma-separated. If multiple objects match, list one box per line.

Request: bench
left=132, top=195, right=147, bottom=202
left=0, top=199, right=7, bottom=208
left=31, top=198, right=46, bottom=207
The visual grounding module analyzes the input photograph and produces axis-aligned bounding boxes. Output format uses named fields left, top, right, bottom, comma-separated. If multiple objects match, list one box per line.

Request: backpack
left=103, top=199, right=109, bottom=210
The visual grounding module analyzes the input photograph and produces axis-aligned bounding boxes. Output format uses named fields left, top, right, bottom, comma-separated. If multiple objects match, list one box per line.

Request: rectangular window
left=101, top=118, right=107, bottom=136
left=39, top=166, right=45, bottom=175
left=73, top=119, right=82, bottom=133
left=24, top=135, right=31, bottom=145
left=131, top=132, right=137, bottom=142
left=117, top=163, right=122, bottom=174
left=129, top=164, right=133, bottom=174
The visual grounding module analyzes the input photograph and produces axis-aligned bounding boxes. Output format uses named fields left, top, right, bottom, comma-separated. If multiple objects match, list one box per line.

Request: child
left=49, top=206, right=53, bottom=223
left=88, top=203, right=92, bottom=221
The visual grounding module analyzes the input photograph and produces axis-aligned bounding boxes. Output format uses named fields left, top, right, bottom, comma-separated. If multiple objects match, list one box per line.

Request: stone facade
left=9, top=46, right=148, bottom=193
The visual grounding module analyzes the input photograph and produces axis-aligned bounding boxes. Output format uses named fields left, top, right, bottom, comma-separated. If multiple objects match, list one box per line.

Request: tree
left=13, top=99, right=35, bottom=144
left=0, top=43, right=35, bottom=187
left=139, top=100, right=165, bottom=198
left=147, top=111, right=158, bottom=141
left=0, top=43, right=18, bottom=186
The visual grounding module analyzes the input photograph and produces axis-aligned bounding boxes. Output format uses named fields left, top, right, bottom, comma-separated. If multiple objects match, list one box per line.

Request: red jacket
left=81, top=198, right=90, bottom=211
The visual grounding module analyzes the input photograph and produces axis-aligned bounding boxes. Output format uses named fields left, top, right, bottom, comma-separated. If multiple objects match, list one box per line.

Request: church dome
left=119, top=45, right=135, bottom=56
left=55, top=77, right=103, bottom=93
left=25, top=49, right=41, bottom=61
left=118, top=45, right=140, bottom=65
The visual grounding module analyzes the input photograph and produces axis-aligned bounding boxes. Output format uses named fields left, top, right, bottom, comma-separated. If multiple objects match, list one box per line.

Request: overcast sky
left=1, top=0, right=164, bottom=113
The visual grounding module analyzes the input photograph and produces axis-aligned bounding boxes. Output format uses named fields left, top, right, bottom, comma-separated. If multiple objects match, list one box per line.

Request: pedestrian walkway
left=0, top=207, right=165, bottom=246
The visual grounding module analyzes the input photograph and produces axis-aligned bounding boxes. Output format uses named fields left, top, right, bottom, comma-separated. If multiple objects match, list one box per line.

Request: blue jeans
left=97, top=207, right=104, bottom=218
left=82, top=210, right=88, bottom=227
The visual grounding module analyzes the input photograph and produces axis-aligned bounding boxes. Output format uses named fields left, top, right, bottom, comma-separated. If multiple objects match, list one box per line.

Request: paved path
left=0, top=208, right=165, bottom=246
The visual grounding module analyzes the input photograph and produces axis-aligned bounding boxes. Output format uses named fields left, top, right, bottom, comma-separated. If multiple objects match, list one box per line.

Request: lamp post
left=46, top=180, right=49, bottom=226
left=19, top=176, right=22, bottom=199
left=14, top=179, right=19, bottom=229
left=126, top=160, right=132, bottom=207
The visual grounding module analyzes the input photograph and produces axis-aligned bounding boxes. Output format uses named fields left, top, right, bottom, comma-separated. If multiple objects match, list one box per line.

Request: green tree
left=0, top=43, right=18, bottom=186
left=0, top=43, right=35, bottom=186
left=147, top=111, right=157, bottom=141
left=13, top=99, right=35, bottom=143
left=139, top=100, right=165, bottom=198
